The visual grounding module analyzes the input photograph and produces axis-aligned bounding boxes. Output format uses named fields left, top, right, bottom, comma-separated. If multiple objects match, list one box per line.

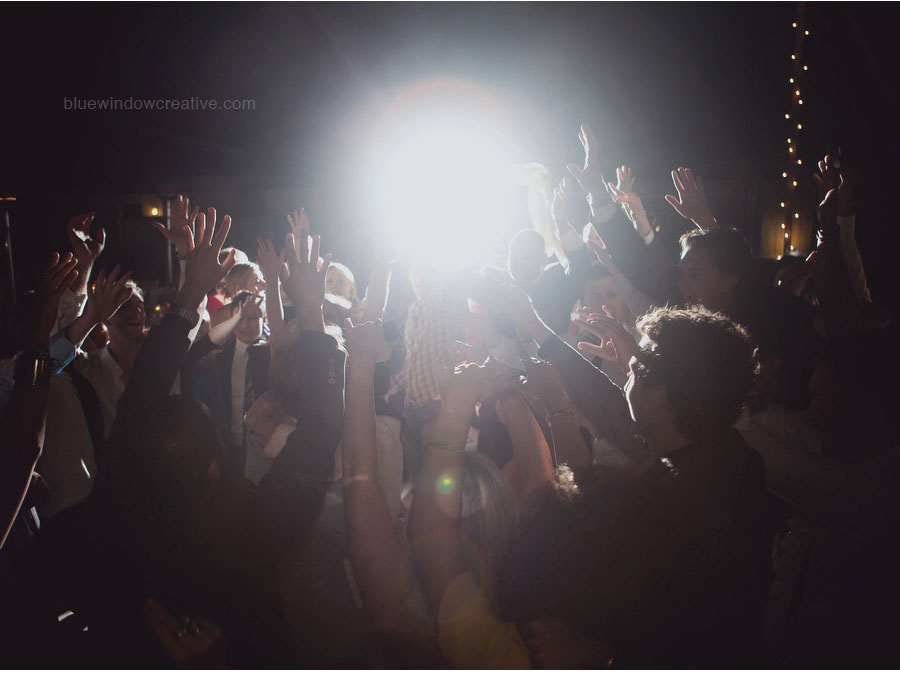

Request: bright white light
left=374, top=125, right=511, bottom=265
left=361, top=80, right=516, bottom=266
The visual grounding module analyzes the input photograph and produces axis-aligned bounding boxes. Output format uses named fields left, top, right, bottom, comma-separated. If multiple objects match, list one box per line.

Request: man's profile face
left=678, top=246, right=736, bottom=311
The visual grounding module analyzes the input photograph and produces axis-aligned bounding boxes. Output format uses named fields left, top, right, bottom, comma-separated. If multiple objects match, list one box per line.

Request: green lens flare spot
left=437, top=474, right=455, bottom=495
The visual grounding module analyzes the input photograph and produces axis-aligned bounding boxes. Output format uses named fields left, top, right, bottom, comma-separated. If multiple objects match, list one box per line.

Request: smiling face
left=107, top=289, right=146, bottom=346
left=325, top=266, right=353, bottom=300
left=234, top=300, right=264, bottom=344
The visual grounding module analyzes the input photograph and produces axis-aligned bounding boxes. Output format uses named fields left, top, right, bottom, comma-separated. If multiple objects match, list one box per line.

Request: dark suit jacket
left=182, top=336, right=271, bottom=466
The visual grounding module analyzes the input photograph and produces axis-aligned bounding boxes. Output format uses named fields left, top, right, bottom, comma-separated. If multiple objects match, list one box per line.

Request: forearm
left=0, top=369, right=49, bottom=549
left=255, top=332, right=345, bottom=555
left=837, top=215, right=872, bottom=302
left=544, top=399, right=592, bottom=470
left=499, top=390, right=554, bottom=502
left=264, top=279, right=289, bottom=348
left=343, top=353, right=407, bottom=619
left=409, top=387, right=477, bottom=612
left=538, top=335, right=644, bottom=462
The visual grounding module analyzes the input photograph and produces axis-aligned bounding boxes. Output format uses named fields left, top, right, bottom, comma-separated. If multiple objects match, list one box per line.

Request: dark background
left=1, top=2, right=898, bottom=306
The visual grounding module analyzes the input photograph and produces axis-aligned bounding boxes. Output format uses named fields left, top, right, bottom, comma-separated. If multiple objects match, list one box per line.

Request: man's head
left=581, top=265, right=626, bottom=324
left=107, top=281, right=146, bottom=346
left=231, top=292, right=264, bottom=344
left=677, top=229, right=752, bottom=311
left=507, top=229, right=547, bottom=286
left=624, top=307, right=757, bottom=442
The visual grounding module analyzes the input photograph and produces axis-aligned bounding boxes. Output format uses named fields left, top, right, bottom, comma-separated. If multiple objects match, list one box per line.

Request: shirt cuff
left=49, top=332, right=78, bottom=374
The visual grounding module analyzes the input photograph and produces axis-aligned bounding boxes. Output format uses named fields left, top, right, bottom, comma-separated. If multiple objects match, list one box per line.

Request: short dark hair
left=679, top=228, right=752, bottom=282
left=635, top=307, right=758, bottom=441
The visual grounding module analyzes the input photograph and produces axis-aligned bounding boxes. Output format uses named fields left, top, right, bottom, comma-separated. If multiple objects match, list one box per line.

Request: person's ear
left=208, top=457, right=222, bottom=484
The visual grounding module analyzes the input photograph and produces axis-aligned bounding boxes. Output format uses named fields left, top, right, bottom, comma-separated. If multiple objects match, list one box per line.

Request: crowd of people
left=0, top=122, right=897, bottom=668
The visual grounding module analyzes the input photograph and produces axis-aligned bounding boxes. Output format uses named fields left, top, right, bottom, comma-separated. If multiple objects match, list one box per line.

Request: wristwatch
left=169, top=302, right=200, bottom=327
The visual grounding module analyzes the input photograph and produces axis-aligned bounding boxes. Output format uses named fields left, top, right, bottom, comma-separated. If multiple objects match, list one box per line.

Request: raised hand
left=67, top=213, right=105, bottom=270
left=85, top=265, right=134, bottom=324
left=566, top=123, right=607, bottom=198
left=665, top=167, right=717, bottom=231
left=573, top=306, right=637, bottom=375
left=614, top=165, right=635, bottom=196
left=31, top=252, right=79, bottom=350
left=286, top=207, right=311, bottom=262
left=177, top=208, right=236, bottom=310
left=152, top=194, right=199, bottom=258
left=812, top=155, right=840, bottom=201
left=280, top=209, right=331, bottom=332
left=550, top=177, right=578, bottom=236
left=256, top=236, right=284, bottom=286
left=607, top=171, right=652, bottom=240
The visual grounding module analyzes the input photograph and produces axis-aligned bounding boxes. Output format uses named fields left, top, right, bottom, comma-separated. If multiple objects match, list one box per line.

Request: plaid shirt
left=399, top=290, right=465, bottom=410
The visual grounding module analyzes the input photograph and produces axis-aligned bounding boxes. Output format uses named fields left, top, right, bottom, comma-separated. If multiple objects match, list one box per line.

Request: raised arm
left=342, top=317, right=408, bottom=620
left=1, top=252, right=79, bottom=548
left=253, top=212, right=343, bottom=557
left=256, top=236, right=289, bottom=349
left=488, top=284, right=644, bottom=464
left=111, top=208, right=236, bottom=432
left=665, top=166, right=719, bottom=232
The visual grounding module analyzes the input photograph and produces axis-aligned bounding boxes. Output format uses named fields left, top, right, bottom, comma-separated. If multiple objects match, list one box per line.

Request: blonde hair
left=458, top=452, right=518, bottom=599
left=223, top=262, right=262, bottom=298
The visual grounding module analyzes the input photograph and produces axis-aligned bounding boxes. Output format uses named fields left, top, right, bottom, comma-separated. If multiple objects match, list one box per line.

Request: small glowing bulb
left=150, top=207, right=159, bottom=216
left=804, top=29, right=809, bottom=35
left=798, top=99, right=804, bottom=105
left=797, top=159, right=802, bottom=165
left=803, top=65, right=808, bottom=71
left=787, top=138, right=792, bottom=144
left=797, top=123, right=802, bottom=130
left=792, top=22, right=797, bottom=27
left=794, top=212, right=800, bottom=219
left=154, top=305, right=161, bottom=312
left=789, top=77, right=795, bottom=84
left=789, top=147, right=794, bottom=153
left=795, top=89, right=800, bottom=96
left=791, top=54, right=796, bottom=60
left=780, top=202, right=785, bottom=208
left=777, top=254, right=783, bottom=260
left=782, top=172, right=788, bottom=178
left=781, top=223, right=786, bottom=229
left=785, top=113, right=791, bottom=119
left=790, top=245, right=796, bottom=251
left=785, top=232, right=790, bottom=239
left=792, top=180, right=798, bottom=186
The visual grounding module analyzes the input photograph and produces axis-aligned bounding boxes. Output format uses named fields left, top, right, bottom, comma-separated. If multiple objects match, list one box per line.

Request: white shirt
left=230, top=339, right=250, bottom=447
left=72, top=345, right=126, bottom=439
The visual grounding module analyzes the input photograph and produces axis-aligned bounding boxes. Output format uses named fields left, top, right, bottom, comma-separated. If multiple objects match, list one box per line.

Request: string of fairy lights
left=778, top=2, right=809, bottom=261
